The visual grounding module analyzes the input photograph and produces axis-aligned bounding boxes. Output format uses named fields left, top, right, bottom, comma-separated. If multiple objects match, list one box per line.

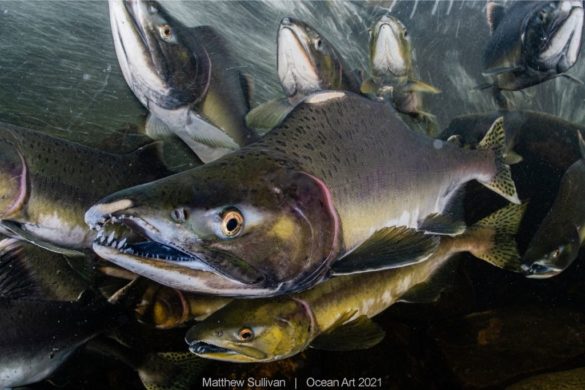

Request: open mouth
left=188, top=341, right=235, bottom=355
left=93, top=215, right=200, bottom=264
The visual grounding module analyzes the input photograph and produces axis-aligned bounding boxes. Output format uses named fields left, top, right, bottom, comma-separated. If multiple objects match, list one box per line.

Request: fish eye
left=315, top=38, right=323, bottom=50
left=158, top=24, right=174, bottom=41
left=238, top=327, right=255, bottom=341
left=220, top=209, right=244, bottom=238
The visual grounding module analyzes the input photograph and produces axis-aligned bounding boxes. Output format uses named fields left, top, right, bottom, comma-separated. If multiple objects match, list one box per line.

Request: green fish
left=0, top=121, right=169, bottom=254
left=109, top=0, right=258, bottom=163
left=86, top=91, right=519, bottom=297
left=508, top=367, right=585, bottom=390
left=185, top=204, right=525, bottom=363
left=361, top=14, right=440, bottom=135
left=247, top=17, right=361, bottom=132
left=522, top=132, right=585, bottom=278
left=480, top=1, right=583, bottom=108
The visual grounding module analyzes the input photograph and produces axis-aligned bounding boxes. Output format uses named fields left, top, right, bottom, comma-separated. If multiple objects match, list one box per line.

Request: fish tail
left=467, top=203, right=527, bottom=272
left=477, top=117, right=520, bottom=204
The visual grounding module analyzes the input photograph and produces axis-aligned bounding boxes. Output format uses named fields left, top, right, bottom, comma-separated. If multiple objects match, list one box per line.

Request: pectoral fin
left=403, top=80, right=441, bottom=94
left=0, top=238, right=42, bottom=299
left=311, top=315, right=385, bottom=351
left=185, top=111, right=240, bottom=150
left=482, top=65, right=523, bottom=77
left=245, top=98, right=295, bottom=134
left=331, top=227, right=440, bottom=275
left=419, top=213, right=466, bottom=236
left=360, top=78, right=379, bottom=96
left=0, top=221, right=85, bottom=257
left=144, top=115, right=175, bottom=141
left=559, top=73, right=584, bottom=85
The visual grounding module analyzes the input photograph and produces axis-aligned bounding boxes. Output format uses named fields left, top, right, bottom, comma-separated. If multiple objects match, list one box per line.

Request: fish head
left=522, top=223, right=581, bottom=278
left=369, top=15, right=412, bottom=79
left=85, top=152, right=341, bottom=293
left=185, top=297, right=314, bottom=362
left=277, top=17, right=346, bottom=98
left=523, top=1, right=583, bottom=73
left=109, top=0, right=210, bottom=109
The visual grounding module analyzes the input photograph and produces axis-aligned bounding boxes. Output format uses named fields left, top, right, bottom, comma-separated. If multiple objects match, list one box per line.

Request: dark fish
left=522, top=133, right=585, bottom=278
left=0, top=242, right=124, bottom=388
left=86, top=91, right=519, bottom=297
left=482, top=1, right=583, bottom=95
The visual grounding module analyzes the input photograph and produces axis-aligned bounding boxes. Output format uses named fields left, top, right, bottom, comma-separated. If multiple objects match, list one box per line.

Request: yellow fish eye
left=221, top=209, right=244, bottom=237
left=238, top=327, right=255, bottom=341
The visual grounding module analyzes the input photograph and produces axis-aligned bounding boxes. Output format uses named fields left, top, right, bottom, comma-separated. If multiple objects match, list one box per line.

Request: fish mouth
left=536, top=3, right=583, bottom=71
left=91, top=214, right=213, bottom=272
left=187, top=341, right=267, bottom=362
left=372, top=22, right=407, bottom=77
left=277, top=19, right=320, bottom=97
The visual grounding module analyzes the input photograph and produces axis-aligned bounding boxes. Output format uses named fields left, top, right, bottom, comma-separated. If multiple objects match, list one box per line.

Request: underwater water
left=1, top=0, right=585, bottom=388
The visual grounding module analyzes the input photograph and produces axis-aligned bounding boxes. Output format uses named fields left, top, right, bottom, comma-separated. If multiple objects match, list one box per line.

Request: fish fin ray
left=559, top=73, right=584, bottom=85
left=245, top=98, right=295, bottom=134
left=0, top=238, right=43, bottom=299
left=477, top=117, right=520, bottom=204
left=184, top=111, right=240, bottom=150
left=402, top=79, right=441, bottom=94
left=311, top=315, right=385, bottom=351
left=482, top=65, right=523, bottom=77
left=419, top=213, right=466, bottom=236
left=331, top=227, right=440, bottom=275
left=144, top=115, right=175, bottom=141
left=468, top=203, right=527, bottom=272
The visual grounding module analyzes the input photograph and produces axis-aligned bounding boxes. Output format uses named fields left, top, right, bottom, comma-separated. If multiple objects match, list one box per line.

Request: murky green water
left=1, top=0, right=585, bottom=388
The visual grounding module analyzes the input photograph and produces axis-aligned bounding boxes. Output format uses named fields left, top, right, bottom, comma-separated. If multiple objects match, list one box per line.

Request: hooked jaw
left=371, top=18, right=408, bottom=78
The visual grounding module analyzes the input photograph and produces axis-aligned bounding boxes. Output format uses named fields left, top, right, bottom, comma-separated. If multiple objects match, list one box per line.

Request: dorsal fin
left=0, top=238, right=42, bottom=299
left=486, top=1, right=505, bottom=33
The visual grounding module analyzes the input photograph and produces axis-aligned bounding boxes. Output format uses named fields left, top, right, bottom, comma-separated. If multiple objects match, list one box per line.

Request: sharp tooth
left=107, top=232, right=115, bottom=245
left=118, top=238, right=127, bottom=249
left=110, top=240, right=118, bottom=248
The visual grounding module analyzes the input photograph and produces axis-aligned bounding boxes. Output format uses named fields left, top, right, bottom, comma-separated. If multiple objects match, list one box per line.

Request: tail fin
left=477, top=117, right=520, bottom=204
left=467, top=203, right=527, bottom=272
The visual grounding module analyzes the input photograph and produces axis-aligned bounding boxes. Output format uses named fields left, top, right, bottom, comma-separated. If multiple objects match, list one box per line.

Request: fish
left=0, top=244, right=125, bottom=388
left=109, top=0, right=258, bottom=163
left=507, top=367, right=585, bottom=390
left=360, top=14, right=440, bottom=135
left=480, top=1, right=584, bottom=106
left=0, top=121, right=170, bottom=255
left=522, top=133, right=585, bottom=278
left=85, top=91, right=519, bottom=297
left=185, top=203, right=525, bottom=363
left=246, top=17, right=361, bottom=132
left=0, top=238, right=93, bottom=301
left=135, top=283, right=232, bottom=329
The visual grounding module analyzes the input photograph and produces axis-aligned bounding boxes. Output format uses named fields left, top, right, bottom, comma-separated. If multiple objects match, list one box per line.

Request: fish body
left=483, top=1, right=583, bottom=91
left=86, top=91, right=518, bottom=297
left=109, top=0, right=257, bottom=163
left=522, top=134, right=585, bottom=278
left=362, top=14, right=439, bottom=134
left=0, top=122, right=169, bottom=253
left=185, top=204, right=524, bottom=362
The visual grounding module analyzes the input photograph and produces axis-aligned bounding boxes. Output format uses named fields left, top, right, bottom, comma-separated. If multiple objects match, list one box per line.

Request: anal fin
left=331, top=226, right=440, bottom=275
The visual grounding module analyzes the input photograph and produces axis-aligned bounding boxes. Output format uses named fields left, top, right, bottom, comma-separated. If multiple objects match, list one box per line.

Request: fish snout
left=85, top=199, right=135, bottom=229
left=280, top=17, right=292, bottom=27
